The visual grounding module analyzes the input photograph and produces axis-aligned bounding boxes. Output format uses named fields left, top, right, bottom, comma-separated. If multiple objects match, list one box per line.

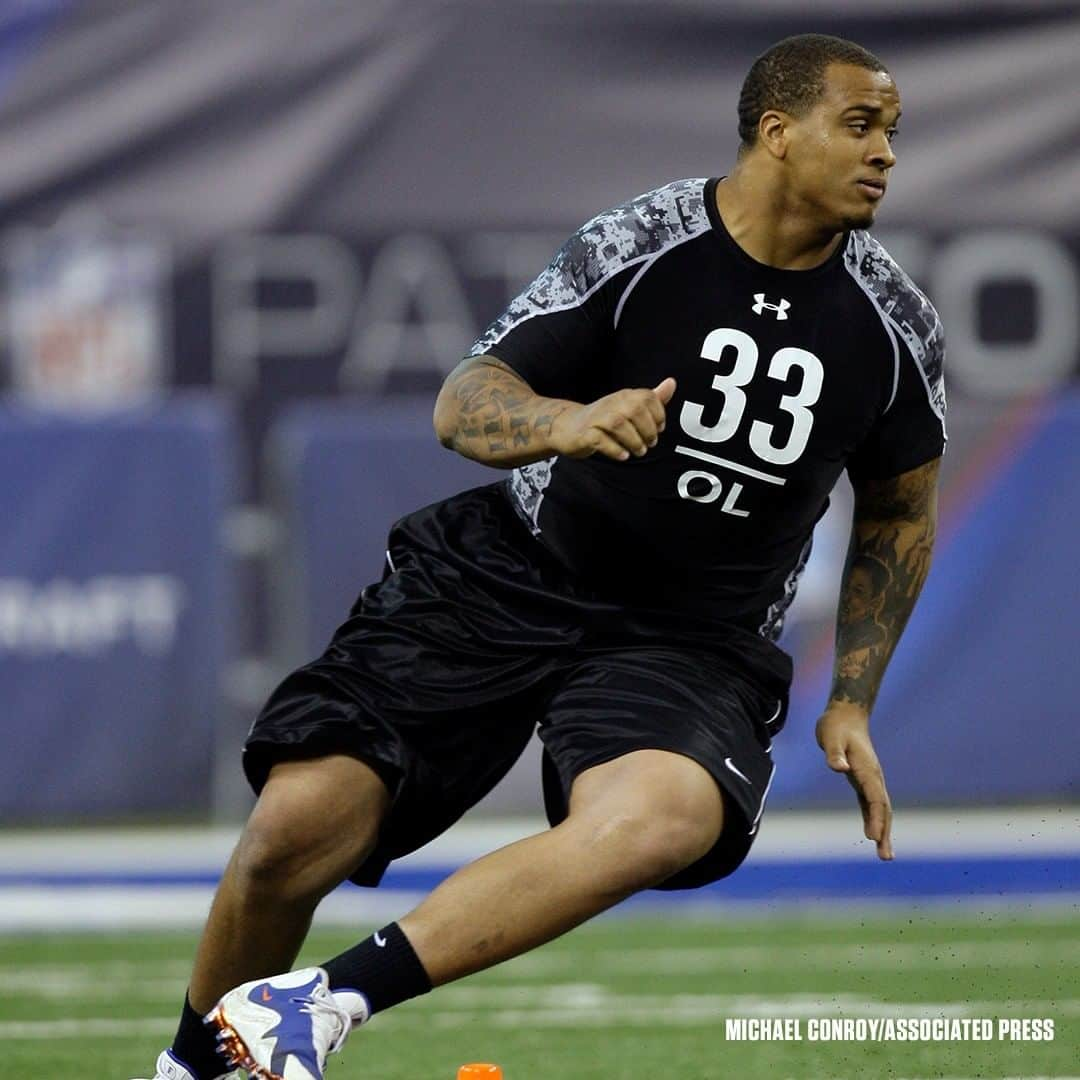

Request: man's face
left=784, top=63, right=901, bottom=230
left=841, top=566, right=876, bottom=623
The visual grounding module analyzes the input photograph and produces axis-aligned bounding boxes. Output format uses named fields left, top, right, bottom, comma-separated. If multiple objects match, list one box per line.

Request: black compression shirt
left=468, top=177, right=946, bottom=643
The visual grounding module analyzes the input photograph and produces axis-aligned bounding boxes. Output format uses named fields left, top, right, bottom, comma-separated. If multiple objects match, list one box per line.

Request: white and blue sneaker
left=131, top=1048, right=234, bottom=1079
left=205, top=967, right=352, bottom=1080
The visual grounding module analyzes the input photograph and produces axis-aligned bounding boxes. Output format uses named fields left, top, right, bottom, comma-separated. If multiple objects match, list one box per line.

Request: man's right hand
left=550, top=378, right=677, bottom=461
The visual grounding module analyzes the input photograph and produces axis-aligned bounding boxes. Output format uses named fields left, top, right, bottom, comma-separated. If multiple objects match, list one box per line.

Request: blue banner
left=268, top=400, right=499, bottom=658
left=0, top=397, right=235, bottom=818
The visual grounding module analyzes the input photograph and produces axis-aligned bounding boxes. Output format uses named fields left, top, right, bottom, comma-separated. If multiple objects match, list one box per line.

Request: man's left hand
left=816, top=705, right=894, bottom=861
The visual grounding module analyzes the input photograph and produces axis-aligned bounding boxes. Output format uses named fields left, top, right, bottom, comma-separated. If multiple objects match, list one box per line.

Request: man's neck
left=715, top=166, right=844, bottom=271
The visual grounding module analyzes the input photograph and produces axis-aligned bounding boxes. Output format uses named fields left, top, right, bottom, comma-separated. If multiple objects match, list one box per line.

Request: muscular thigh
left=539, top=645, right=781, bottom=888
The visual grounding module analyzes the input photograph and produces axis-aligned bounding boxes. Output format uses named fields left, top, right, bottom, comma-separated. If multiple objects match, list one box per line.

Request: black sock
left=322, top=922, right=433, bottom=1015
left=171, top=992, right=227, bottom=1080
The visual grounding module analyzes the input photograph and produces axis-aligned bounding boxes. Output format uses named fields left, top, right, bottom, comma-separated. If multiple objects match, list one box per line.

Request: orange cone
left=458, top=1066, right=503, bottom=1079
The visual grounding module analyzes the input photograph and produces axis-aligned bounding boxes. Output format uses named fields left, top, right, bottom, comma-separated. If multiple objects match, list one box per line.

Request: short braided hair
left=738, top=34, right=888, bottom=151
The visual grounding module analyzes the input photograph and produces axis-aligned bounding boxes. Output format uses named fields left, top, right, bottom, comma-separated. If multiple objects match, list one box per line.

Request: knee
left=231, top=757, right=388, bottom=903
left=568, top=751, right=725, bottom=891
left=232, top=811, right=377, bottom=905
left=231, top=819, right=318, bottom=899
left=583, top=801, right=721, bottom=891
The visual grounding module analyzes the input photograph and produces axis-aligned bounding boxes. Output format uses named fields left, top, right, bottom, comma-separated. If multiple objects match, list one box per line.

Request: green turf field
left=1, top=909, right=1077, bottom=1079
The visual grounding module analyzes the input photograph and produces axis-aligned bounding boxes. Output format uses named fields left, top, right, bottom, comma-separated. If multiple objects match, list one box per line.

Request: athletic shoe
left=130, top=1048, right=234, bottom=1079
left=205, top=967, right=351, bottom=1080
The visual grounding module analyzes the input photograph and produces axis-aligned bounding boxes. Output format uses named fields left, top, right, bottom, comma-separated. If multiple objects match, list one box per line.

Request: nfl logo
left=5, top=214, right=171, bottom=407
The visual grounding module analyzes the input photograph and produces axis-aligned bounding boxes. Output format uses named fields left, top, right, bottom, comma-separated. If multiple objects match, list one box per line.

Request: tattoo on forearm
left=441, top=356, right=571, bottom=462
left=831, top=459, right=940, bottom=711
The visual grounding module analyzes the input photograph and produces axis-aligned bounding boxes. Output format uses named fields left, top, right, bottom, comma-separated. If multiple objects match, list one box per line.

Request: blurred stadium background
left=0, top=2, right=1077, bottom=1076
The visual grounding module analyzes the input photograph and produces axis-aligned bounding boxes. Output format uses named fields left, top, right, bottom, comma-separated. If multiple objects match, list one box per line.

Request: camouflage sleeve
left=468, top=178, right=711, bottom=401
left=844, top=233, right=947, bottom=484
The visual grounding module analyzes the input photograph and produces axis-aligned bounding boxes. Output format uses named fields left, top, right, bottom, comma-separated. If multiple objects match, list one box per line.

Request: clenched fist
left=549, top=378, right=677, bottom=461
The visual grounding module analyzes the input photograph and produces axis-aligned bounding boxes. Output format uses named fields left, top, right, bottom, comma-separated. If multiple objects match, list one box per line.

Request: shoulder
left=843, top=231, right=945, bottom=413
left=552, top=178, right=713, bottom=294
left=468, top=180, right=712, bottom=357
left=842, top=232, right=946, bottom=422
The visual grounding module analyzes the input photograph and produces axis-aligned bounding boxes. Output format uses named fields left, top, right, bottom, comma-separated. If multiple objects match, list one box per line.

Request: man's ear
left=758, top=110, right=791, bottom=160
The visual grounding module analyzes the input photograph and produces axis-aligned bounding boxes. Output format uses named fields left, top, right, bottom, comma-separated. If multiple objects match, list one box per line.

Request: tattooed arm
left=433, top=354, right=676, bottom=468
left=832, top=458, right=940, bottom=710
left=433, top=356, right=576, bottom=468
left=816, top=457, right=941, bottom=861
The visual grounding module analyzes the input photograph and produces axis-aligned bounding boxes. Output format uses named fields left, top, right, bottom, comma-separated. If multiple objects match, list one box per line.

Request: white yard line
left=2, top=938, right=1077, bottom=1001
left=502, top=939, right=1080, bottom=975
left=0, top=960, right=191, bottom=978
left=0, top=887, right=423, bottom=931
left=3, top=995, right=1079, bottom=1039
left=0, top=1017, right=176, bottom=1039
left=2, top=886, right=1078, bottom=932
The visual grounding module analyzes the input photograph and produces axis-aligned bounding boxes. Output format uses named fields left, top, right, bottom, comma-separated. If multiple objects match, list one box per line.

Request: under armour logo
left=752, top=294, right=791, bottom=319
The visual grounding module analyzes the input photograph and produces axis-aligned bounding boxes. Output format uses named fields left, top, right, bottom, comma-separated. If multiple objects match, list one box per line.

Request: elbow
left=432, top=387, right=457, bottom=449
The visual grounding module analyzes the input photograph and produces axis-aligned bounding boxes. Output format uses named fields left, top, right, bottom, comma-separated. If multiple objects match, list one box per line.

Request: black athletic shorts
left=244, top=482, right=791, bottom=891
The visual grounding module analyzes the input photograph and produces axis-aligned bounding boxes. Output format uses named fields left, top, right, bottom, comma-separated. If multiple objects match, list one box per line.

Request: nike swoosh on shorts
left=723, top=757, right=752, bottom=785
